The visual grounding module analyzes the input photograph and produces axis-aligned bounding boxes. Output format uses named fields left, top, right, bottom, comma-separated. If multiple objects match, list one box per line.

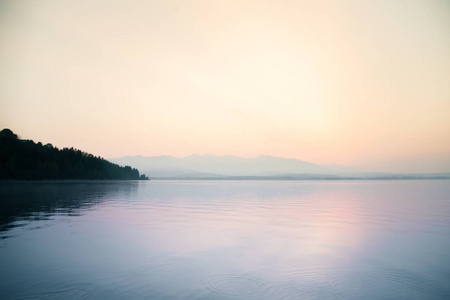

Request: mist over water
left=1, top=180, right=450, bottom=299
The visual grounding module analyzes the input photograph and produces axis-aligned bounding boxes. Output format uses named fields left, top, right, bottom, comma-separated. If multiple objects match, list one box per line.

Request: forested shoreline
left=0, top=129, right=148, bottom=180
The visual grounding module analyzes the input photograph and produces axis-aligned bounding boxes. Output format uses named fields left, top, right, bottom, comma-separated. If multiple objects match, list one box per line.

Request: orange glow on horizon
left=1, top=0, right=449, bottom=172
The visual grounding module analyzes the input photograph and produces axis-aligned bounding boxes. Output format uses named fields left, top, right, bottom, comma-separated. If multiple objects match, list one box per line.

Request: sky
left=1, top=0, right=449, bottom=173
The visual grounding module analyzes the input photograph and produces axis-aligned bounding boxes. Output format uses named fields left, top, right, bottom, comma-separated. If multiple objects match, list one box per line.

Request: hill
left=0, top=129, right=148, bottom=180
left=110, top=154, right=358, bottom=178
left=110, top=155, right=450, bottom=180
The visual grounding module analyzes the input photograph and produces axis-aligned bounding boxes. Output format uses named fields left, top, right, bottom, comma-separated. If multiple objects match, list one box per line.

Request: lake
left=1, top=180, right=450, bottom=299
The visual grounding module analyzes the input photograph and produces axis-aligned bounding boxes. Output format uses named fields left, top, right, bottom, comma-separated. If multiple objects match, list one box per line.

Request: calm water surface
left=1, top=180, right=450, bottom=299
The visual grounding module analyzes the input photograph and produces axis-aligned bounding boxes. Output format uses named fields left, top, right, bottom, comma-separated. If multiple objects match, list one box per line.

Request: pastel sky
left=1, top=0, right=449, bottom=173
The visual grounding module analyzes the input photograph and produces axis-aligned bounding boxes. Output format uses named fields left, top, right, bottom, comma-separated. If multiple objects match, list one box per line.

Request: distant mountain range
left=110, top=155, right=450, bottom=180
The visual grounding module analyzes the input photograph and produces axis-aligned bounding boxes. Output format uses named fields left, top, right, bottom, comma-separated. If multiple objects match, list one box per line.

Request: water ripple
left=203, top=275, right=267, bottom=297
left=17, top=288, right=90, bottom=300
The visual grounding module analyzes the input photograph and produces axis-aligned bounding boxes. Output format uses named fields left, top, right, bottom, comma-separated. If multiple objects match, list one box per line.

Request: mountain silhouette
left=110, top=154, right=358, bottom=178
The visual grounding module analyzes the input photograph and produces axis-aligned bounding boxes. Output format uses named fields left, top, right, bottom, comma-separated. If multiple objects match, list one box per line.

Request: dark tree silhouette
left=0, top=128, right=18, bottom=140
left=0, top=129, right=149, bottom=180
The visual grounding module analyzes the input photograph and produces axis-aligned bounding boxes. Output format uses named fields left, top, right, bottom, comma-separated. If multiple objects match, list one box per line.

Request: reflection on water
left=0, top=180, right=450, bottom=299
left=0, top=181, right=138, bottom=234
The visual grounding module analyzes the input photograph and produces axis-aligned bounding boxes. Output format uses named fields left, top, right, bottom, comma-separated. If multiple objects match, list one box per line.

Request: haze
left=1, top=0, right=449, bottom=173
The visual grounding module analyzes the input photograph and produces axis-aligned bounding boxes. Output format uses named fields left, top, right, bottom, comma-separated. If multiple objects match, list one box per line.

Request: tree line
left=0, top=129, right=148, bottom=180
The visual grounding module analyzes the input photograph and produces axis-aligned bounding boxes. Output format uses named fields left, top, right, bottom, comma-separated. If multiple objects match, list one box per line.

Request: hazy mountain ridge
left=110, top=155, right=450, bottom=180
left=110, top=154, right=359, bottom=178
